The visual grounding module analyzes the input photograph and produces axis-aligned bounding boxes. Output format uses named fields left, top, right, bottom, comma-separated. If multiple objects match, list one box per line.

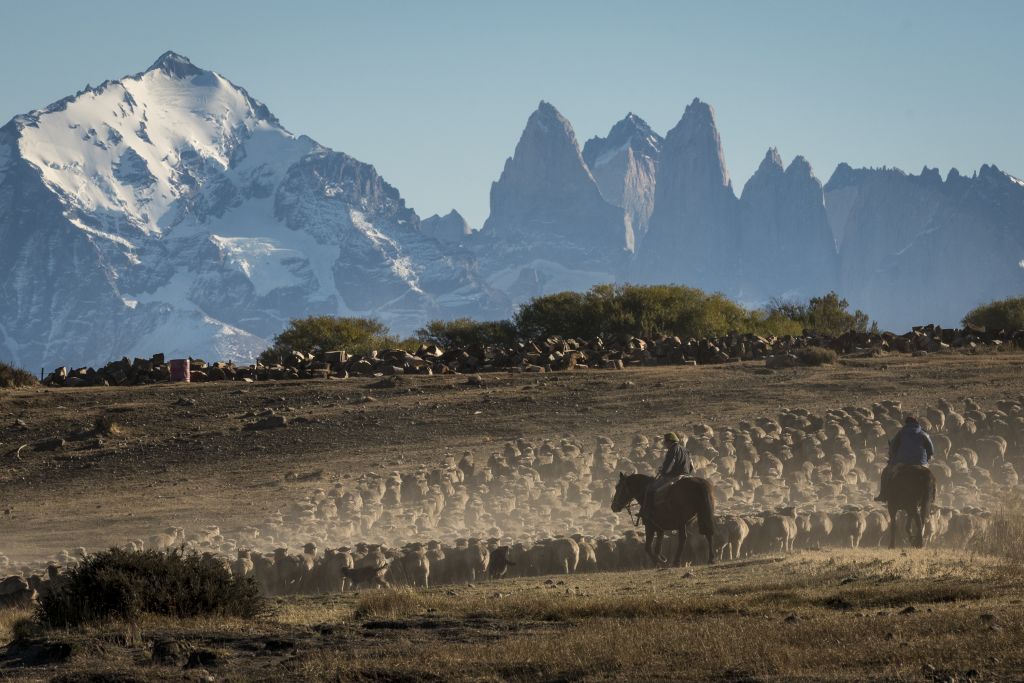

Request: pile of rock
left=40, top=324, right=1022, bottom=388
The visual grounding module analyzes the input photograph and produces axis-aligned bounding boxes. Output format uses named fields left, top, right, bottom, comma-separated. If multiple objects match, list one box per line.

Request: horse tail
left=922, top=470, right=936, bottom=518
left=697, top=479, right=716, bottom=537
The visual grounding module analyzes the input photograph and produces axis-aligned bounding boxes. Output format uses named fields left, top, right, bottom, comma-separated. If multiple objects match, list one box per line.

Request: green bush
left=36, top=548, right=261, bottom=628
left=963, top=296, right=1024, bottom=332
left=767, top=292, right=872, bottom=336
left=416, top=318, right=518, bottom=349
left=259, top=316, right=397, bottom=364
left=794, top=346, right=838, bottom=366
left=513, top=283, right=807, bottom=340
left=0, top=361, right=37, bottom=389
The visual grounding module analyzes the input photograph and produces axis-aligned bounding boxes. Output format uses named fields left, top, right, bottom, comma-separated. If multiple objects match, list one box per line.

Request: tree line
left=258, top=284, right=881, bottom=363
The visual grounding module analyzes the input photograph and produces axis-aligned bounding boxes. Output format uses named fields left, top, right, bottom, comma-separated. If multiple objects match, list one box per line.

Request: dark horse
left=611, top=473, right=716, bottom=566
left=886, top=465, right=937, bottom=548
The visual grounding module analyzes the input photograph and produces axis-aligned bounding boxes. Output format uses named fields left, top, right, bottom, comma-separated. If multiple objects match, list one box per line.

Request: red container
left=169, top=358, right=190, bottom=382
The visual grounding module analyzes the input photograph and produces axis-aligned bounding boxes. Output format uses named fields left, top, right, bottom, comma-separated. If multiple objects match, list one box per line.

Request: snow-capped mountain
left=1, top=53, right=1021, bottom=370
left=0, top=52, right=497, bottom=369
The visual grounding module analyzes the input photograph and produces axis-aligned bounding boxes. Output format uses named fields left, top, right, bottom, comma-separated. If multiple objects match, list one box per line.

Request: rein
left=625, top=501, right=641, bottom=527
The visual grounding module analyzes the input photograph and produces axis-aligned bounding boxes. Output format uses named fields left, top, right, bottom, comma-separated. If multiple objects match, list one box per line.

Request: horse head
left=611, top=472, right=639, bottom=512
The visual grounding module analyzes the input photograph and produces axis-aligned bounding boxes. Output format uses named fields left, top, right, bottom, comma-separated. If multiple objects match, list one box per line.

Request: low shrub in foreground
left=795, top=346, right=838, bottom=366
left=0, top=361, right=37, bottom=389
left=37, top=548, right=261, bottom=628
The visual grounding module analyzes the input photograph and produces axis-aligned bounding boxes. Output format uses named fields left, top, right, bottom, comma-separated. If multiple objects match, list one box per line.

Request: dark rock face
left=481, top=102, right=629, bottom=257
left=631, top=99, right=741, bottom=293
left=826, top=164, right=1024, bottom=329
left=582, top=113, right=662, bottom=250
left=475, top=101, right=630, bottom=302
left=738, top=149, right=838, bottom=300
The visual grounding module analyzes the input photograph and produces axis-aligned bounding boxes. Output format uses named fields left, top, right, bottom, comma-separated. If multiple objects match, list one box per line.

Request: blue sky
left=2, top=1, right=1021, bottom=227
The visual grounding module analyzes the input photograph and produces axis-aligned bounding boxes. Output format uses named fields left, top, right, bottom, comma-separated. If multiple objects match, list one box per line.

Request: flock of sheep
left=1, top=395, right=1019, bottom=605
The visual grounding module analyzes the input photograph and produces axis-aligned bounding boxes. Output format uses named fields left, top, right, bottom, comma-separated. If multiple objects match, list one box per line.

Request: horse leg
left=910, top=509, right=923, bottom=549
left=706, top=532, right=715, bottom=565
left=644, top=527, right=658, bottom=566
left=673, top=529, right=686, bottom=567
left=654, top=532, right=667, bottom=565
left=888, top=504, right=898, bottom=549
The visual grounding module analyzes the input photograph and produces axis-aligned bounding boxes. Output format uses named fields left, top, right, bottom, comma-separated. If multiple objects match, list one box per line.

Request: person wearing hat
left=640, top=432, right=694, bottom=523
left=875, top=415, right=934, bottom=502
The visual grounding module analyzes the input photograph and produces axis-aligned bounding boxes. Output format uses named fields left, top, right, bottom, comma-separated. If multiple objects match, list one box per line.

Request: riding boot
left=874, top=473, right=887, bottom=502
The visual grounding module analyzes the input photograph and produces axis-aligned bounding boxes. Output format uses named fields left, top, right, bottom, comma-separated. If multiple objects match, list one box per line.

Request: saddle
left=652, top=475, right=684, bottom=507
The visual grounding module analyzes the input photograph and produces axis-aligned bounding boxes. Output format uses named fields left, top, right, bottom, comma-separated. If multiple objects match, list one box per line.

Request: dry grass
left=2, top=550, right=1020, bottom=681
left=33, top=549, right=998, bottom=682
left=0, top=361, right=36, bottom=389
left=0, top=609, right=32, bottom=643
left=972, top=495, right=1024, bottom=564
left=796, top=346, right=839, bottom=366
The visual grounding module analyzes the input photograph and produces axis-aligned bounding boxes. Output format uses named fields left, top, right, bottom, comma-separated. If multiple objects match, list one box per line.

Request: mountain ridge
left=1, top=53, right=1021, bottom=370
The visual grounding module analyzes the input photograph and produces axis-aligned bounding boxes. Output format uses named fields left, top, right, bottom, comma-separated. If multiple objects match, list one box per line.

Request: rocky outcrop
left=582, top=113, right=662, bottom=250
left=631, top=99, right=740, bottom=293
left=476, top=102, right=630, bottom=302
left=738, top=149, right=838, bottom=300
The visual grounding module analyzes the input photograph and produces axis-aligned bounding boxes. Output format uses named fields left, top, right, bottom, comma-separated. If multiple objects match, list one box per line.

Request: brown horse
left=611, top=473, right=716, bottom=566
left=886, top=465, right=937, bottom=548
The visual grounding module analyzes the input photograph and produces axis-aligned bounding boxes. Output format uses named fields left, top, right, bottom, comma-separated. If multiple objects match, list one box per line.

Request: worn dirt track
left=1, top=352, right=1021, bottom=560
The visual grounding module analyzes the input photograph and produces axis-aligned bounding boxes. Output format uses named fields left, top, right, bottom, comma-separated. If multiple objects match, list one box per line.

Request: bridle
left=613, top=478, right=643, bottom=528
left=625, top=501, right=641, bottom=527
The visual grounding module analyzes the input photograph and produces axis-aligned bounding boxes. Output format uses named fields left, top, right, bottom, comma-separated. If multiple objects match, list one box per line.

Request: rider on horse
left=639, top=432, right=694, bottom=524
left=875, top=415, right=934, bottom=503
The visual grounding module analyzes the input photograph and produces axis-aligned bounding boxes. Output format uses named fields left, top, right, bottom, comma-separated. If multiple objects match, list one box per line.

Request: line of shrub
left=260, top=285, right=874, bottom=361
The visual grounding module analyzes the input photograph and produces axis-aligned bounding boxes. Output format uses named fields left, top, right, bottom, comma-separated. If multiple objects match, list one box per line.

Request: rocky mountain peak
left=786, top=155, right=813, bottom=177
left=421, top=209, right=471, bottom=244
left=582, top=112, right=662, bottom=166
left=632, top=98, right=739, bottom=290
left=147, top=51, right=204, bottom=79
left=581, top=113, right=663, bottom=250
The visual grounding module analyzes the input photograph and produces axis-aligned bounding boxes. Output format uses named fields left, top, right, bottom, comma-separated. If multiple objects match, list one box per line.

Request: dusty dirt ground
left=1, top=550, right=1021, bottom=682
left=0, top=352, right=1021, bottom=561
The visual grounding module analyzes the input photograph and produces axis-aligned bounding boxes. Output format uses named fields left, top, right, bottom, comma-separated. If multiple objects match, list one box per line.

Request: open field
left=1, top=351, right=1023, bottom=680
left=1, top=549, right=1021, bottom=682
left=1, top=352, right=1021, bottom=561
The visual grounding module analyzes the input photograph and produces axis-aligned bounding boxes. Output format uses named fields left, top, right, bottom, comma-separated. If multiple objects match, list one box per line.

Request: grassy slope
left=3, top=549, right=1021, bottom=682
